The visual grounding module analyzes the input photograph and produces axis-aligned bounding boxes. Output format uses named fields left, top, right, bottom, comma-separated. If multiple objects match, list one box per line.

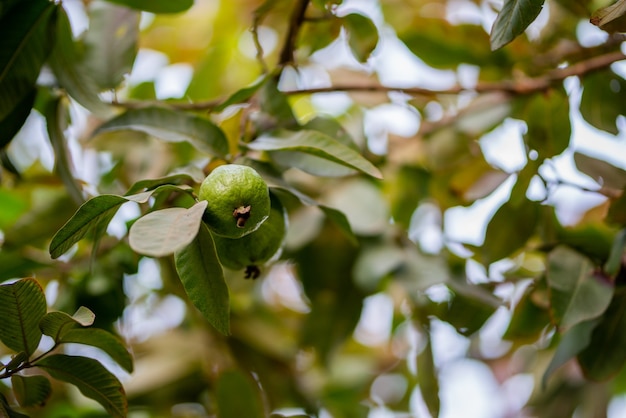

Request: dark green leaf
left=125, top=173, right=195, bottom=195
left=0, top=393, right=29, bottom=418
left=504, top=285, right=552, bottom=343
left=60, top=328, right=133, bottom=373
left=11, top=375, right=52, bottom=407
left=608, top=190, right=626, bottom=226
left=605, top=229, right=626, bottom=277
left=0, top=0, right=56, bottom=121
left=214, top=76, right=267, bottom=112
left=5, top=351, right=28, bottom=372
left=93, top=107, right=229, bottom=157
left=40, top=307, right=96, bottom=342
left=490, top=0, right=545, bottom=50
left=342, top=13, right=379, bottom=62
left=83, top=2, right=139, bottom=90
left=578, top=288, right=626, bottom=380
left=216, top=370, right=265, bottom=418
left=590, top=0, right=626, bottom=32
left=479, top=198, right=539, bottom=265
left=416, top=334, right=440, bottom=418
left=574, top=152, right=626, bottom=190
left=49, top=195, right=128, bottom=259
left=128, top=200, right=207, bottom=257
left=36, top=354, right=127, bottom=417
left=103, top=0, right=194, bottom=14
left=580, top=71, right=626, bottom=135
left=48, top=6, right=112, bottom=117
left=435, top=282, right=501, bottom=336
left=546, top=246, right=613, bottom=332
left=542, top=319, right=599, bottom=387
left=0, top=87, right=35, bottom=149
left=175, top=224, right=230, bottom=335
left=248, top=130, right=382, bottom=179
left=0, top=278, right=46, bottom=356
left=520, top=88, right=570, bottom=159
left=0, top=0, right=22, bottom=20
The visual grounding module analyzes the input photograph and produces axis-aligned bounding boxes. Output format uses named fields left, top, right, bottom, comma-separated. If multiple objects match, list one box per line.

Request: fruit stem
left=233, top=205, right=251, bottom=228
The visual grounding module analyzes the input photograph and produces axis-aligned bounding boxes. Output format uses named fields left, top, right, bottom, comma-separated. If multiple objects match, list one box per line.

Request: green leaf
left=519, top=88, right=570, bottom=159
left=214, top=76, right=267, bottom=112
left=82, top=2, right=139, bottom=90
left=605, top=229, right=626, bottom=277
left=36, top=354, right=127, bottom=417
left=578, top=288, right=626, bottom=380
left=591, top=0, right=626, bottom=32
left=5, top=351, right=28, bottom=372
left=574, top=152, right=626, bottom=190
left=48, top=6, right=112, bottom=117
left=11, top=375, right=52, bottom=407
left=542, top=319, right=599, bottom=387
left=248, top=130, right=382, bottom=179
left=125, top=173, right=196, bottom=195
left=479, top=198, right=539, bottom=265
left=319, top=205, right=358, bottom=245
left=0, top=0, right=56, bottom=122
left=342, top=13, right=379, bottom=62
left=416, top=334, right=440, bottom=418
left=60, top=328, right=133, bottom=373
left=608, top=190, right=626, bottom=226
left=175, top=223, right=230, bottom=335
left=93, top=107, right=229, bottom=157
left=580, top=71, right=626, bottom=135
left=128, top=200, right=207, bottom=257
left=547, top=246, right=613, bottom=332
left=216, top=370, right=265, bottom=418
left=0, top=278, right=46, bottom=356
left=504, top=285, right=552, bottom=343
left=490, top=0, right=545, bottom=50
left=40, top=306, right=96, bottom=341
left=102, top=0, right=194, bottom=14
left=0, top=0, right=22, bottom=21
left=0, top=393, right=29, bottom=418
left=0, top=87, right=35, bottom=149
left=49, top=195, right=129, bottom=259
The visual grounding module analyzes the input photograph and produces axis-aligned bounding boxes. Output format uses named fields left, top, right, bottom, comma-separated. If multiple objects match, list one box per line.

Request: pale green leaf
left=93, top=107, right=229, bottom=157
left=490, top=0, right=545, bottom=50
left=342, top=12, right=379, bottom=62
left=175, top=224, right=230, bottom=335
left=103, top=0, right=194, bottom=14
left=0, top=278, right=46, bottom=356
left=216, top=370, right=265, bottom=418
left=11, top=375, right=52, bottom=407
left=36, top=354, right=127, bottom=417
left=248, top=130, right=382, bottom=179
left=547, top=246, right=613, bottom=332
left=128, top=200, right=207, bottom=257
left=60, top=328, right=133, bottom=373
left=39, top=306, right=95, bottom=342
left=83, top=2, right=139, bottom=90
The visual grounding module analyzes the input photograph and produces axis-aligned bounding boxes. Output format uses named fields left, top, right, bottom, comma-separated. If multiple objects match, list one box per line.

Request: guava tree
left=1, top=0, right=626, bottom=416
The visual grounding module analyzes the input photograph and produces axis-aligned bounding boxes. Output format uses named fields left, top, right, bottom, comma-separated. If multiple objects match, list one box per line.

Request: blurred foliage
left=1, top=0, right=626, bottom=417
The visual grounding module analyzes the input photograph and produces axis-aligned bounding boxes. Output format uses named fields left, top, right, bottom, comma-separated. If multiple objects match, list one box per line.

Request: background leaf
left=216, top=369, right=265, bottom=418
left=175, top=223, right=230, bottom=335
left=36, top=354, right=127, bottom=418
left=59, top=328, right=133, bottom=373
left=39, top=307, right=96, bottom=341
left=0, top=278, right=46, bottom=356
left=490, top=0, right=545, bottom=50
left=574, top=152, right=626, bottom=190
left=128, top=200, right=207, bottom=257
left=93, top=107, right=229, bottom=157
left=342, top=12, right=379, bottom=62
left=0, top=393, right=29, bottom=418
left=103, top=0, right=194, bottom=14
left=11, top=375, right=52, bottom=407
left=580, top=71, right=626, bottom=135
left=590, top=0, right=626, bottom=32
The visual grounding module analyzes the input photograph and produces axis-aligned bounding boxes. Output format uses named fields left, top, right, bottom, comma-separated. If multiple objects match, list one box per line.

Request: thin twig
left=278, top=0, right=310, bottom=66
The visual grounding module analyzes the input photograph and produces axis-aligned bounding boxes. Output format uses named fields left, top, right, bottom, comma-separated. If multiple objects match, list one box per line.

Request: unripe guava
left=213, top=193, right=287, bottom=275
left=198, top=164, right=270, bottom=238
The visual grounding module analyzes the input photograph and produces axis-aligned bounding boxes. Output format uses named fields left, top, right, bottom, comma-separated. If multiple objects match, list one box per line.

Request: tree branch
left=278, top=0, right=310, bottom=66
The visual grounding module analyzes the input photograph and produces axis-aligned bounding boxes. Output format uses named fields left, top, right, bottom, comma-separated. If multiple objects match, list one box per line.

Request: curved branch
left=278, top=0, right=310, bottom=66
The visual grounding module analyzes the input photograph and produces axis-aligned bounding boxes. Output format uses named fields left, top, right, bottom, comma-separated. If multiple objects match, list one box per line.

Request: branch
left=278, top=0, right=310, bottom=66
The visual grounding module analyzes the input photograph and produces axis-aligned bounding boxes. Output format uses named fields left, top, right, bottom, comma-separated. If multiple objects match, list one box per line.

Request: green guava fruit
left=198, top=164, right=271, bottom=238
left=213, top=193, right=287, bottom=276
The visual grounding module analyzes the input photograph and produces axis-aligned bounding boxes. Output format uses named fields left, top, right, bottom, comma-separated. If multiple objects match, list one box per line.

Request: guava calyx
left=244, top=265, right=261, bottom=279
left=233, top=205, right=252, bottom=228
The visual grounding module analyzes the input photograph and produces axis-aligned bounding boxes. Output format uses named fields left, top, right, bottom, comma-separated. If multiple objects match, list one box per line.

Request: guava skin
left=213, top=193, right=287, bottom=275
left=198, top=164, right=271, bottom=238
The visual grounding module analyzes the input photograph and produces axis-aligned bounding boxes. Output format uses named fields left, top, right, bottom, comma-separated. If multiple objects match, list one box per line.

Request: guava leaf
left=102, top=0, right=194, bottom=14
left=417, top=335, right=440, bottom=418
left=0, top=87, right=35, bottom=149
left=11, top=375, right=52, bottom=407
left=520, top=88, right=570, bottom=159
left=175, top=224, right=230, bottom=335
left=93, top=107, right=229, bottom=157
left=36, top=354, right=127, bottom=418
left=59, top=328, right=133, bottom=373
left=129, top=200, right=207, bottom=257
left=0, top=278, right=46, bottom=356
left=580, top=71, right=626, bottom=135
left=40, top=307, right=96, bottom=342
left=248, top=130, right=382, bottom=179
left=605, top=230, right=626, bottom=277
left=342, top=12, right=379, bottom=62
left=49, top=195, right=129, bottom=259
left=0, top=0, right=56, bottom=122
left=490, top=0, right=544, bottom=50
left=0, top=393, right=29, bottom=418
left=82, top=2, right=139, bottom=90
left=214, top=76, right=267, bottom=112
left=547, top=246, right=613, bottom=332
left=574, top=152, right=626, bottom=190
left=591, top=0, right=626, bottom=33
left=125, top=173, right=195, bottom=195
left=216, top=370, right=265, bottom=418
